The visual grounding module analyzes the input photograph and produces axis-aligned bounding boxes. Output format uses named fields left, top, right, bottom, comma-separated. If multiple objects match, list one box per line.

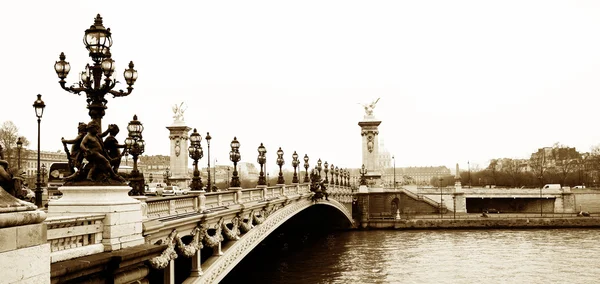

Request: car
left=484, top=208, right=500, bottom=214
left=162, top=186, right=184, bottom=196
left=144, top=185, right=158, bottom=196
left=181, top=188, right=190, bottom=195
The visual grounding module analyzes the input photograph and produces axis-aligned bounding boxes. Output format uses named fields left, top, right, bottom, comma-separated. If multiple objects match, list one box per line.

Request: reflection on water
left=223, top=229, right=600, bottom=284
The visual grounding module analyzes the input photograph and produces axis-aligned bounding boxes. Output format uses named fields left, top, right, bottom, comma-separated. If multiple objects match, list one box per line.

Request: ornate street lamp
left=335, top=166, right=340, bottom=186
left=276, top=147, right=285, bottom=184
left=205, top=132, right=212, bottom=192
left=257, top=143, right=267, bottom=186
left=54, top=14, right=138, bottom=131
left=163, top=167, right=171, bottom=185
left=439, top=177, right=444, bottom=218
left=33, top=94, right=45, bottom=207
left=341, top=169, right=346, bottom=186
left=317, top=158, right=322, bottom=178
left=360, top=164, right=367, bottom=185
left=330, top=164, right=334, bottom=185
left=41, top=164, right=47, bottom=187
left=188, top=129, right=204, bottom=191
left=392, top=155, right=396, bottom=190
left=149, top=173, right=153, bottom=184
left=16, top=137, right=22, bottom=172
left=291, top=151, right=299, bottom=184
left=229, top=137, right=241, bottom=188
left=303, top=154, right=310, bottom=183
left=323, top=161, right=329, bottom=184
left=125, top=115, right=145, bottom=195
left=347, top=169, right=351, bottom=186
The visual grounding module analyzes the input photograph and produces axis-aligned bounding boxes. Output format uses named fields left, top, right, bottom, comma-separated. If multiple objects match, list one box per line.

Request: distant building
left=399, top=166, right=451, bottom=185
left=137, top=155, right=171, bottom=184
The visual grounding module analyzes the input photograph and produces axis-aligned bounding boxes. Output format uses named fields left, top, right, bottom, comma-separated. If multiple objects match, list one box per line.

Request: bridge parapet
left=46, top=214, right=106, bottom=263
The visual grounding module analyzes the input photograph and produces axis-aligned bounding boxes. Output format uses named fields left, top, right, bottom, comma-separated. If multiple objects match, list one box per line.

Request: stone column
left=0, top=191, right=49, bottom=283
left=358, top=115, right=382, bottom=188
left=164, top=259, right=175, bottom=284
left=190, top=249, right=203, bottom=276
left=166, top=123, right=191, bottom=188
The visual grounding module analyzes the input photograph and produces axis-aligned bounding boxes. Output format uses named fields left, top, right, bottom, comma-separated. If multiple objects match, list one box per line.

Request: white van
left=543, top=184, right=561, bottom=189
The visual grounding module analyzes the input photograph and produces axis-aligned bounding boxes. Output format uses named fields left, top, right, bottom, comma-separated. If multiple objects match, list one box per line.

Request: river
left=223, top=228, right=600, bottom=283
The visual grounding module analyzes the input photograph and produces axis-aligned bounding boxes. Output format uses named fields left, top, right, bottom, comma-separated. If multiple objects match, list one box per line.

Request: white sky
left=2, top=1, right=600, bottom=173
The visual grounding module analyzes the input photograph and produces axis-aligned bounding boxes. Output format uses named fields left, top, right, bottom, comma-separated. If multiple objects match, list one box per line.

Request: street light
left=323, top=161, right=329, bottom=184
left=303, top=154, right=310, bottom=183
left=291, top=151, right=299, bottom=184
left=335, top=166, right=340, bottom=186
left=206, top=132, right=212, bottom=192
left=539, top=175, right=543, bottom=217
left=439, top=177, right=443, bottom=218
left=330, top=164, right=334, bottom=185
left=16, top=137, right=22, bottom=173
left=41, top=164, right=47, bottom=187
left=276, top=147, right=285, bottom=184
left=54, top=14, right=138, bottom=131
left=317, top=158, right=322, bottom=178
left=229, top=137, right=241, bottom=188
left=33, top=94, right=45, bottom=207
left=360, top=164, right=367, bottom=185
left=257, top=143, right=267, bottom=186
left=149, top=173, right=153, bottom=184
left=125, top=115, right=145, bottom=195
left=340, top=168, right=345, bottom=186
left=188, top=129, right=204, bottom=191
left=163, top=167, right=171, bottom=185
left=392, top=155, right=396, bottom=190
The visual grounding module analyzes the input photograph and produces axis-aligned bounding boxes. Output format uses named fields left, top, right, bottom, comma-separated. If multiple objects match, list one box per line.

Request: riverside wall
left=365, top=217, right=600, bottom=230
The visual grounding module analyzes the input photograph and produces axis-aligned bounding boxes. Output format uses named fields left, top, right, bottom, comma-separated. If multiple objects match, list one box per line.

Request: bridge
left=46, top=183, right=354, bottom=283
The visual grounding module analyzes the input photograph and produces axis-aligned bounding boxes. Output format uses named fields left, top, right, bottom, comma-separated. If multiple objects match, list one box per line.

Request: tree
left=0, top=121, right=30, bottom=170
left=529, top=148, right=547, bottom=186
left=550, top=143, right=580, bottom=186
left=486, top=159, right=500, bottom=185
left=501, top=158, right=522, bottom=187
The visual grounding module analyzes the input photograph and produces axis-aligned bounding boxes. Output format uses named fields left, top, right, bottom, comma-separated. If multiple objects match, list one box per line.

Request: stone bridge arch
left=188, top=198, right=353, bottom=283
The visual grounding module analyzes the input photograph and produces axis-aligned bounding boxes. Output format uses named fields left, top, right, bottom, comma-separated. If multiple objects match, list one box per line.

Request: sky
left=2, top=1, right=600, bottom=173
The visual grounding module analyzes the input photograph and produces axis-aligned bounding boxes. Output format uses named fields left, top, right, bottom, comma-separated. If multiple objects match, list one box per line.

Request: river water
left=223, top=228, right=600, bottom=283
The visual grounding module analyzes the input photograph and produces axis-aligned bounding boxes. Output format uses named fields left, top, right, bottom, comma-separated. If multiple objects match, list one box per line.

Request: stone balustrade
left=46, top=214, right=105, bottom=263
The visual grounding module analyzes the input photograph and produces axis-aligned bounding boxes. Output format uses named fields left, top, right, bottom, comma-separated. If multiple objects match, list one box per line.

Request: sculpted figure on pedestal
left=358, top=97, right=380, bottom=117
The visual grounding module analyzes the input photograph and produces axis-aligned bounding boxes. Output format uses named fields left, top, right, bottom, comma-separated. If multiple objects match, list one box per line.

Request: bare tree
left=550, top=143, right=580, bottom=186
left=487, top=159, right=499, bottom=185
left=0, top=121, right=31, bottom=169
left=529, top=148, right=547, bottom=186
left=501, top=158, right=522, bottom=187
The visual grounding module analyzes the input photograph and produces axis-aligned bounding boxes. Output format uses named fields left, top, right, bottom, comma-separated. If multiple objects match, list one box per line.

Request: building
left=21, top=149, right=69, bottom=185
left=400, top=166, right=451, bottom=185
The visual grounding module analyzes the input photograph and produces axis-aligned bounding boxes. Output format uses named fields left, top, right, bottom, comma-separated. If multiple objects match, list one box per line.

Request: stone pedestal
left=48, top=186, right=144, bottom=251
left=453, top=192, right=466, bottom=213
left=0, top=190, right=49, bottom=283
left=167, top=123, right=191, bottom=188
left=359, top=116, right=382, bottom=185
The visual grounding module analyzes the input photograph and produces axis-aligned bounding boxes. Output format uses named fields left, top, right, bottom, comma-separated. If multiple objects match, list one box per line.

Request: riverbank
left=363, top=216, right=600, bottom=229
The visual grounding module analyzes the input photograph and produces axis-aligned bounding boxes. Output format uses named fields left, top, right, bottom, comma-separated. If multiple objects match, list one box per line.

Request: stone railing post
left=169, top=199, right=176, bottom=215
left=236, top=189, right=243, bottom=204
left=217, top=194, right=223, bottom=207
left=197, top=191, right=206, bottom=212
left=190, top=248, right=203, bottom=276
left=132, top=196, right=148, bottom=220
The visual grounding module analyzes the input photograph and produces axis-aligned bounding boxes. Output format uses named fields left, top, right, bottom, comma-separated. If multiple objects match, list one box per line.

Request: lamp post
left=392, top=155, right=396, bottom=190
left=149, top=173, right=153, bottom=184
left=16, top=137, right=22, bottom=172
left=33, top=94, right=45, bottom=207
left=41, top=164, right=47, bottom=187
left=439, top=177, right=443, bottom=218
left=266, top=173, right=269, bottom=186
left=346, top=169, right=350, bottom=187
left=317, top=159, right=322, bottom=178
left=330, top=164, right=334, bottom=185
left=206, top=132, right=211, bottom=192
left=539, top=175, right=543, bottom=217
left=341, top=169, right=345, bottom=186
left=54, top=14, right=138, bottom=131
left=303, top=154, right=310, bottom=183
left=227, top=167, right=230, bottom=187
left=335, top=166, right=340, bottom=186
left=163, top=167, right=171, bottom=185
left=323, top=161, right=329, bottom=184
left=124, top=115, right=145, bottom=195
left=468, top=161, right=471, bottom=188
left=188, top=129, right=204, bottom=191
left=257, top=143, right=267, bottom=186
left=360, top=164, right=367, bottom=185
left=229, top=137, right=241, bottom=188
left=276, top=147, right=285, bottom=184
left=291, top=151, right=299, bottom=184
